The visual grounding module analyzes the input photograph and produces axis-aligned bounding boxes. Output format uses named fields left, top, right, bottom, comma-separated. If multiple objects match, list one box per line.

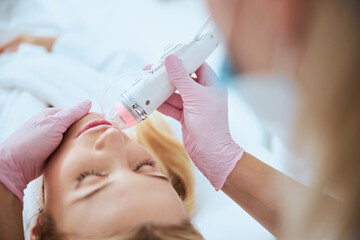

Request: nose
left=94, top=127, right=126, bottom=150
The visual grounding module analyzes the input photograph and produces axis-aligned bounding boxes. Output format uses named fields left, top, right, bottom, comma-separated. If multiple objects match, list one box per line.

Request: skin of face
left=38, top=113, right=188, bottom=238
left=206, top=0, right=301, bottom=73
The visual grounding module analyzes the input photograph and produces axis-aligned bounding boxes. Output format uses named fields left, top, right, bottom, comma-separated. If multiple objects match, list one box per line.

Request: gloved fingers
left=26, top=108, right=61, bottom=128
left=55, top=100, right=92, bottom=129
left=157, top=102, right=182, bottom=121
left=195, top=62, right=217, bottom=87
left=165, top=93, right=183, bottom=110
left=143, top=62, right=184, bottom=110
left=42, top=107, right=61, bottom=116
left=165, top=55, right=198, bottom=96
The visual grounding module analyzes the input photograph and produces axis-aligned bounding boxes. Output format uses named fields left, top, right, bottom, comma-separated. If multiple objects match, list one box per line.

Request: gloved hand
left=157, top=55, right=244, bottom=190
left=0, top=100, right=91, bottom=205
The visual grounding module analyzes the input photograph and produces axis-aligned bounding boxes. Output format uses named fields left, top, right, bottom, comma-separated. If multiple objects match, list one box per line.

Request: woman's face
left=206, top=0, right=273, bottom=72
left=206, top=0, right=301, bottom=73
left=41, top=113, right=188, bottom=238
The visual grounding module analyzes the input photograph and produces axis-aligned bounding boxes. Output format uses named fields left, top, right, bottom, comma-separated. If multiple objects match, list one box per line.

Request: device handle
left=130, top=28, right=222, bottom=115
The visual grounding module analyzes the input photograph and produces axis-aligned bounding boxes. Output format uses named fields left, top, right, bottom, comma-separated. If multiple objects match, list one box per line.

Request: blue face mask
left=219, top=56, right=238, bottom=86
left=218, top=54, right=299, bottom=144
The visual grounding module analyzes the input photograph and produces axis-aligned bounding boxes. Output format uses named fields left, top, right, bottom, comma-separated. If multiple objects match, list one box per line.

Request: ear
left=30, top=214, right=42, bottom=240
left=30, top=224, right=37, bottom=240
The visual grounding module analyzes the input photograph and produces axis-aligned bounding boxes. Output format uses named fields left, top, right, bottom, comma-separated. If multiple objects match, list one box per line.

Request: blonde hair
left=33, top=112, right=202, bottom=239
left=282, top=0, right=360, bottom=239
left=129, top=112, right=196, bottom=217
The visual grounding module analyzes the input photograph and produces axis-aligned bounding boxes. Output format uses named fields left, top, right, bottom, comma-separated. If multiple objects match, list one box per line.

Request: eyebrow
left=75, top=174, right=169, bottom=202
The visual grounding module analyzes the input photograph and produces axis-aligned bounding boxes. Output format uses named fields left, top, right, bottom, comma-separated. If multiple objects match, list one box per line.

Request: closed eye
left=73, top=174, right=169, bottom=204
left=134, top=159, right=157, bottom=171
left=76, top=159, right=157, bottom=186
left=77, top=169, right=106, bottom=183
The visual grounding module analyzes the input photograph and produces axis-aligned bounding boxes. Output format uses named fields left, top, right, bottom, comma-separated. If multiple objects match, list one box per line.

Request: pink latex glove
left=0, top=100, right=91, bottom=205
left=157, top=55, right=245, bottom=190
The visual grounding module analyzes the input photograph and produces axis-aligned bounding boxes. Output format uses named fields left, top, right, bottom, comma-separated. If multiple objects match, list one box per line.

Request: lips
left=77, top=119, right=112, bottom=137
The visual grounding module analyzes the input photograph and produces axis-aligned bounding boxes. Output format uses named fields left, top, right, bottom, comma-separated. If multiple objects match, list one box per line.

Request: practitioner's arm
left=157, top=56, right=341, bottom=238
left=222, top=152, right=293, bottom=236
left=0, top=183, right=23, bottom=240
left=222, top=152, right=341, bottom=237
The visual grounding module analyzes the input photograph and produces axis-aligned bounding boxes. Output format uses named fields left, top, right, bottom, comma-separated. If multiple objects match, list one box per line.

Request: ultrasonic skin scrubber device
left=101, top=17, right=222, bottom=129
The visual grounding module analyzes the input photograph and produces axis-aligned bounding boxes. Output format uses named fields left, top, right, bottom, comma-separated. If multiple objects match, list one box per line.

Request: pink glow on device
left=114, top=101, right=137, bottom=128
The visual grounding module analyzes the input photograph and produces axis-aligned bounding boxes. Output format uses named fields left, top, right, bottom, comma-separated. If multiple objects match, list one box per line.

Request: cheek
left=123, top=179, right=188, bottom=226
left=225, top=2, right=278, bottom=71
left=43, top=141, right=77, bottom=209
left=206, top=0, right=242, bottom=40
left=206, top=0, right=259, bottom=70
left=43, top=158, right=66, bottom=215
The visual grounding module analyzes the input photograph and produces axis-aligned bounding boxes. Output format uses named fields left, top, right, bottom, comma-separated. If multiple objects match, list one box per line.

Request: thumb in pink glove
left=157, top=55, right=244, bottom=190
left=0, top=100, right=91, bottom=205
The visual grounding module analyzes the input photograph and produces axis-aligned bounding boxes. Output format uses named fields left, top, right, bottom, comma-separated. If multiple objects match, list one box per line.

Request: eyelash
left=135, top=159, right=157, bottom=171
left=76, top=160, right=157, bottom=182
left=76, top=169, right=105, bottom=182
